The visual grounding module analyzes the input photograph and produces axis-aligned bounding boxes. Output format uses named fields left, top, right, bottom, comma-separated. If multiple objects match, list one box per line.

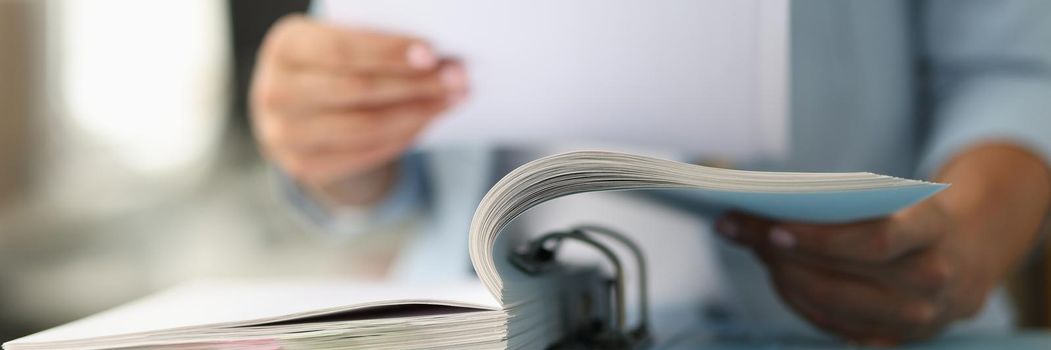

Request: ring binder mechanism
left=511, top=225, right=652, bottom=349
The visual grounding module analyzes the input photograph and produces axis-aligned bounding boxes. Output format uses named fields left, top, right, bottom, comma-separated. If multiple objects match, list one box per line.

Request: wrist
left=933, top=143, right=1051, bottom=281
left=306, top=162, right=399, bottom=209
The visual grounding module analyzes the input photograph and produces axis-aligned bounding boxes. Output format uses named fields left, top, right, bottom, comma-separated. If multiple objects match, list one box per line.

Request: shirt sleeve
left=917, top=0, right=1051, bottom=178
left=276, top=151, right=428, bottom=236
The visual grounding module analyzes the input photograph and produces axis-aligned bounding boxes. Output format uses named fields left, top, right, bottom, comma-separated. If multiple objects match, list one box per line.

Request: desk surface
left=656, top=331, right=1051, bottom=349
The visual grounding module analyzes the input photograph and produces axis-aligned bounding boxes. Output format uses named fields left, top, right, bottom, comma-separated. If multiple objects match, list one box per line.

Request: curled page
left=468, top=151, right=946, bottom=303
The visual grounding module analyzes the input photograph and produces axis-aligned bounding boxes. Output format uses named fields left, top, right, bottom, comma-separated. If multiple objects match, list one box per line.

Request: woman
left=250, top=1, right=1051, bottom=345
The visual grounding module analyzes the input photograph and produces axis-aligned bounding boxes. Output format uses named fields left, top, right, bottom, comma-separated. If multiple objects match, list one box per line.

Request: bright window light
left=53, top=0, right=228, bottom=175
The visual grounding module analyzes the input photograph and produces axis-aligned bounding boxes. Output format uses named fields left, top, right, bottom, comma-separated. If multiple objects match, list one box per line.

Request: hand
left=715, top=144, right=1051, bottom=346
left=250, top=15, right=468, bottom=206
left=716, top=202, right=978, bottom=345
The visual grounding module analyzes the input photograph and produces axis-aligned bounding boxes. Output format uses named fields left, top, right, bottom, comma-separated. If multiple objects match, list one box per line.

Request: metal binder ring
left=509, top=225, right=651, bottom=349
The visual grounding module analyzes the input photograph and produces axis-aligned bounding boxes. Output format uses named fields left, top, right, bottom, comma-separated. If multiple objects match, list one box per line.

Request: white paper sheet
left=315, top=0, right=789, bottom=159
left=11, top=280, right=498, bottom=344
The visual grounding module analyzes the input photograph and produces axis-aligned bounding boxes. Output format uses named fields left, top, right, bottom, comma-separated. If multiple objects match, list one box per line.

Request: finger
left=277, top=101, right=439, bottom=187
left=266, top=15, right=439, bottom=74
left=892, top=250, right=956, bottom=300
left=713, top=212, right=776, bottom=247
left=764, top=244, right=956, bottom=304
left=769, top=261, right=941, bottom=341
left=264, top=60, right=467, bottom=114
left=773, top=283, right=903, bottom=347
left=256, top=97, right=447, bottom=181
left=286, top=97, right=451, bottom=152
left=768, top=205, right=945, bottom=263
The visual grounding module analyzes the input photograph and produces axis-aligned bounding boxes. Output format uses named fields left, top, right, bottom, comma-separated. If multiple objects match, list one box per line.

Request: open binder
left=510, top=225, right=652, bottom=349
left=4, top=151, right=946, bottom=350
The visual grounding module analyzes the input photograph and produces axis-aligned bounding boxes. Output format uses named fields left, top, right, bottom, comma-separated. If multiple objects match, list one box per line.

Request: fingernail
left=715, top=218, right=739, bottom=239
left=406, top=43, right=437, bottom=69
left=770, top=227, right=795, bottom=248
left=441, top=64, right=466, bottom=89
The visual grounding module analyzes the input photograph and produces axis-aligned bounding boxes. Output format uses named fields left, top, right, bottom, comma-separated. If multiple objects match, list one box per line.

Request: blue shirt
left=292, top=0, right=1051, bottom=341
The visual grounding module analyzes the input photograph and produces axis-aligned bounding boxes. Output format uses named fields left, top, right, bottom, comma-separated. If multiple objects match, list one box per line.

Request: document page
left=12, top=280, right=498, bottom=344
left=316, top=0, right=789, bottom=159
left=467, top=151, right=945, bottom=303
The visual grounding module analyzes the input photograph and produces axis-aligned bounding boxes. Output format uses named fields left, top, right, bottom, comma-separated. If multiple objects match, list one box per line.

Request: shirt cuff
left=276, top=152, right=428, bottom=236
left=918, top=75, right=1051, bottom=179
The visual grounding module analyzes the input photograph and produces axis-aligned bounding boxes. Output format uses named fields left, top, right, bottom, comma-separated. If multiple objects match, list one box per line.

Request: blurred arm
left=918, top=0, right=1051, bottom=178
left=277, top=152, right=428, bottom=235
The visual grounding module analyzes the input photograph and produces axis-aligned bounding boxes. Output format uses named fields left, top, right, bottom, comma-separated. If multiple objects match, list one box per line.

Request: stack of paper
left=469, top=151, right=945, bottom=300
left=5, top=151, right=945, bottom=349
left=3, top=281, right=514, bottom=349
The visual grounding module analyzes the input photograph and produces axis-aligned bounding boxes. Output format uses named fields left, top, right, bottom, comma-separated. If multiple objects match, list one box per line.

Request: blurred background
left=0, top=0, right=354, bottom=341
left=0, top=0, right=1048, bottom=343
